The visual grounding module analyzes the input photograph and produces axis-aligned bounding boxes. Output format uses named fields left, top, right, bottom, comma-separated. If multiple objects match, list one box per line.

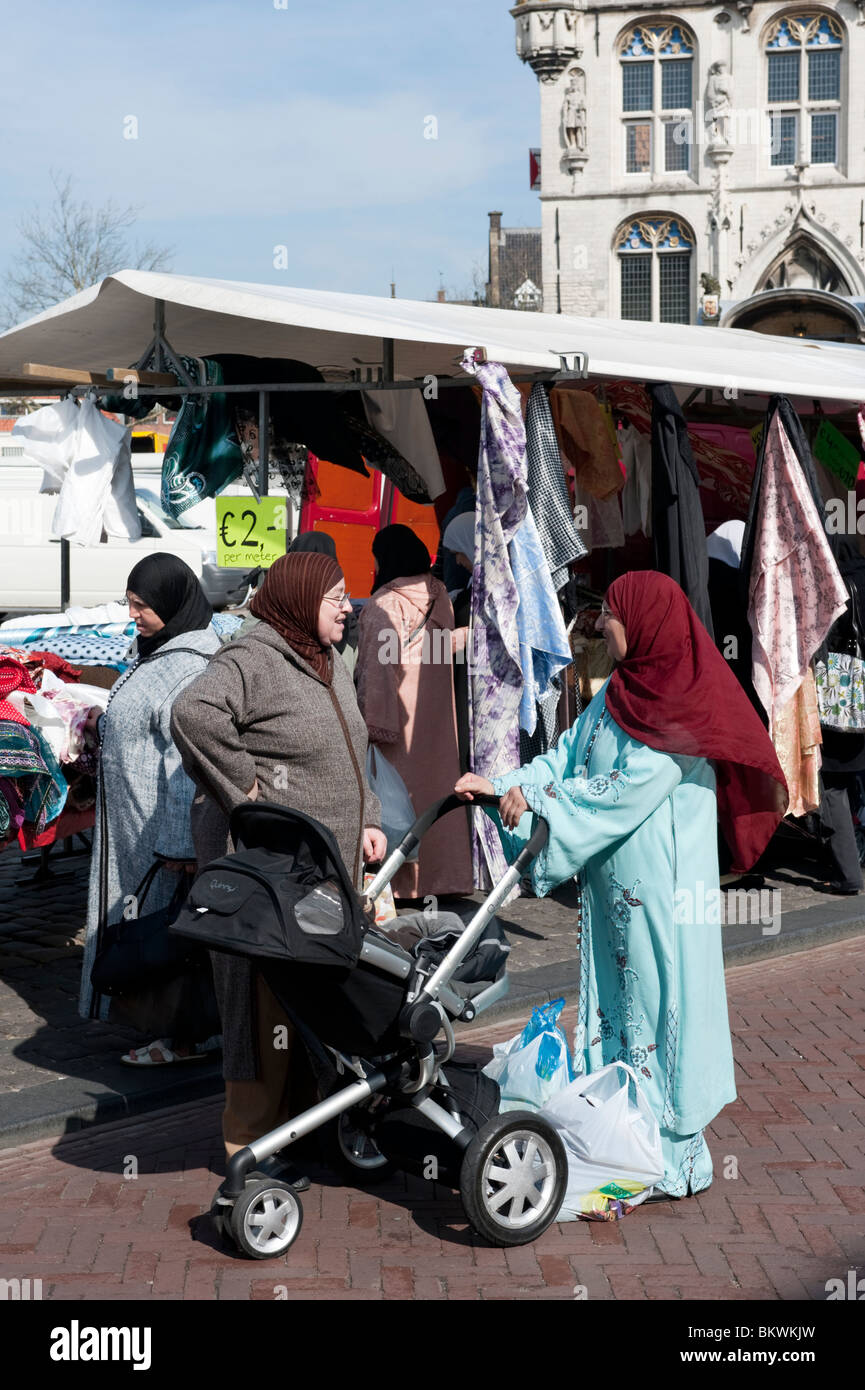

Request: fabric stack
left=0, top=646, right=110, bottom=846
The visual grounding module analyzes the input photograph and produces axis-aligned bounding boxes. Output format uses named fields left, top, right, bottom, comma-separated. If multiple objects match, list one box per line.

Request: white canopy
left=0, top=268, right=862, bottom=402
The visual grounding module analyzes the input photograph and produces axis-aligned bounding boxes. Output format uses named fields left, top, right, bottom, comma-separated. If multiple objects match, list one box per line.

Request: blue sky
left=0, top=0, right=541, bottom=309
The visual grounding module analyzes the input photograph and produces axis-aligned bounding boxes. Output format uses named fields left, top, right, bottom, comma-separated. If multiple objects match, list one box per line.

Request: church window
left=618, top=21, right=695, bottom=176
left=615, top=216, right=694, bottom=324
left=765, top=12, right=844, bottom=168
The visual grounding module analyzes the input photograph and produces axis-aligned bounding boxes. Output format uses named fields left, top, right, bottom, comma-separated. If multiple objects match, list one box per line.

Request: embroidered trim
left=663, top=1003, right=679, bottom=1127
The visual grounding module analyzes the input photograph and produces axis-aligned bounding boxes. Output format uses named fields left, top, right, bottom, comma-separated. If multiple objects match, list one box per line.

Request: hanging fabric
left=461, top=352, right=571, bottom=889
left=619, top=421, right=653, bottom=538
left=743, top=398, right=847, bottom=736
left=362, top=382, right=445, bottom=501
left=13, top=399, right=140, bottom=544
left=524, top=383, right=588, bottom=589
left=648, top=383, right=714, bottom=638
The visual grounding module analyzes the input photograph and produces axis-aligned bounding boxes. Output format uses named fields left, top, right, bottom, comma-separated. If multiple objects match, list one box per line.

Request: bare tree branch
left=2, top=171, right=173, bottom=328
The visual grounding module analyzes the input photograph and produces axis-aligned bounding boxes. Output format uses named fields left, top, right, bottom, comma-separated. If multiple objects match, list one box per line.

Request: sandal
left=120, top=1039, right=211, bottom=1067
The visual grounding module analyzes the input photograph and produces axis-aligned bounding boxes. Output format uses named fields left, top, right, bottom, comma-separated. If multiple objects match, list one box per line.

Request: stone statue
left=561, top=69, right=587, bottom=153
left=705, top=61, right=733, bottom=146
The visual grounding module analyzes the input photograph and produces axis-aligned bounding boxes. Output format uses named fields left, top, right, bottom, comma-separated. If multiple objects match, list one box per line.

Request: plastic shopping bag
left=365, top=747, right=418, bottom=860
left=482, top=999, right=574, bottom=1112
left=363, top=873, right=397, bottom=925
left=541, top=1061, right=665, bottom=1221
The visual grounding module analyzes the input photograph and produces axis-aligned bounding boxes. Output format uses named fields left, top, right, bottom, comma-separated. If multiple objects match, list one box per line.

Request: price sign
left=813, top=418, right=861, bottom=491
left=216, top=498, right=288, bottom=569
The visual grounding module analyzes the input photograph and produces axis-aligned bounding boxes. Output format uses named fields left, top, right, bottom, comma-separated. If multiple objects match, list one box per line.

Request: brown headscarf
left=249, top=551, right=343, bottom=685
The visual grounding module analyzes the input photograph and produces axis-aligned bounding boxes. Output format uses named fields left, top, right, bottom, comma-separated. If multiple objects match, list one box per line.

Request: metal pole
left=60, top=537, right=70, bottom=610
left=154, top=300, right=165, bottom=372
left=382, top=338, right=395, bottom=382
left=258, top=390, right=269, bottom=498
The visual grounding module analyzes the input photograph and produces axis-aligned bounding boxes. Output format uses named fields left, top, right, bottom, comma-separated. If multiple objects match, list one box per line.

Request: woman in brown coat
left=171, top=552, right=384, bottom=1180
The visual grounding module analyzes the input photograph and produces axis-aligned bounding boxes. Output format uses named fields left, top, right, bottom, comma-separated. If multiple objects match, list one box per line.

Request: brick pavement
left=0, top=938, right=862, bottom=1301
left=3, top=826, right=865, bottom=1146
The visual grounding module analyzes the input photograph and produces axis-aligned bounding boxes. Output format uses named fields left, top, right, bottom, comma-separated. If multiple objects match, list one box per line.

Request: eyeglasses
left=323, top=593, right=352, bottom=608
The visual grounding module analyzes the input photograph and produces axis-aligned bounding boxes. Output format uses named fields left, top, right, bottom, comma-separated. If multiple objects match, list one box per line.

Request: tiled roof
left=500, top=228, right=542, bottom=310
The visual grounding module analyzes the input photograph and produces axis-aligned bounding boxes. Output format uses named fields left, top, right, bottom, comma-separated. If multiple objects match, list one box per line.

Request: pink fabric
left=748, top=413, right=847, bottom=736
left=773, top=670, right=822, bottom=817
left=356, top=574, right=473, bottom=897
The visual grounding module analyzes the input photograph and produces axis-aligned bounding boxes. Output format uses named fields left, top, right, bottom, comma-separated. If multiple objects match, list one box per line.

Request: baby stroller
left=170, top=793, right=568, bottom=1259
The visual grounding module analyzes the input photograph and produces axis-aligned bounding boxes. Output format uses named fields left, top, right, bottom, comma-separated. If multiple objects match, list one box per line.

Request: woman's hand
left=363, top=827, right=388, bottom=864
left=454, top=773, right=495, bottom=802
left=84, top=705, right=102, bottom=732
left=499, top=786, right=529, bottom=830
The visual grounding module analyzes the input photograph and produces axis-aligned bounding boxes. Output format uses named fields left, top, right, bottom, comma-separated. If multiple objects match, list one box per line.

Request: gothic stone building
left=512, top=1, right=865, bottom=339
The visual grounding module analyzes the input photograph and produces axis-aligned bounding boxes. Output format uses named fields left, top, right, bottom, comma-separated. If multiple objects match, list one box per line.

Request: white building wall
left=518, top=0, right=865, bottom=322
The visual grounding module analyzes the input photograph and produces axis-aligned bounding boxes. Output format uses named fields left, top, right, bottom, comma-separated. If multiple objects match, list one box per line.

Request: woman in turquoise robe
left=457, top=572, right=787, bottom=1196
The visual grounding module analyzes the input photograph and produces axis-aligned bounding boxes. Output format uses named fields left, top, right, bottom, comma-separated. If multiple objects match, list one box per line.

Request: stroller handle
left=363, top=791, right=549, bottom=902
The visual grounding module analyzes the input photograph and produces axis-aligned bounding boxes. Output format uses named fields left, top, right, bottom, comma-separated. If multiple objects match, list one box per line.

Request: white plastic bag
left=365, top=746, right=417, bottom=858
left=541, top=1062, right=665, bottom=1220
left=483, top=1000, right=573, bottom=1112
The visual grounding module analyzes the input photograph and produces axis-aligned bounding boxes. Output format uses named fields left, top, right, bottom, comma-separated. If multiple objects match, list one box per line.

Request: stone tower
left=512, top=0, right=865, bottom=339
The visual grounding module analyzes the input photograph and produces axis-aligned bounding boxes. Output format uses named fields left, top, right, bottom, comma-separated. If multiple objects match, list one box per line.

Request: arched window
left=765, top=12, right=844, bottom=168
left=618, top=21, right=695, bottom=177
left=615, top=216, right=695, bottom=323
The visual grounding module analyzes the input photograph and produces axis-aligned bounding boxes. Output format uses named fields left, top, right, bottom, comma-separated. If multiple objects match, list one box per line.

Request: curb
left=2, top=912, right=863, bottom=1151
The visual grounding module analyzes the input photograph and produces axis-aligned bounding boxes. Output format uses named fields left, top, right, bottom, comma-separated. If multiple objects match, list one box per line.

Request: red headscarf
left=249, top=551, right=343, bottom=685
left=603, top=572, right=788, bottom=872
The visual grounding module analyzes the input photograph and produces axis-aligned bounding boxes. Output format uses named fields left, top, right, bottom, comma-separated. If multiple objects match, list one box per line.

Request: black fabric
left=648, top=383, right=714, bottom=637
left=818, top=776, right=864, bottom=890
left=211, top=355, right=368, bottom=478
left=91, top=861, right=200, bottom=996
left=707, top=558, right=764, bottom=720
left=126, top=554, right=213, bottom=658
left=371, top=524, right=432, bottom=592
left=289, top=532, right=338, bottom=558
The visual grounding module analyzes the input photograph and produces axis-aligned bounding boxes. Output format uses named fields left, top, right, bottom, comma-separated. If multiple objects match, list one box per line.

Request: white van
left=0, top=457, right=261, bottom=617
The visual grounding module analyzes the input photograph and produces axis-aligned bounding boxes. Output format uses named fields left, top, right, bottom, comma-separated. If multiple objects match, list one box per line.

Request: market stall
left=1, top=270, right=863, bottom=882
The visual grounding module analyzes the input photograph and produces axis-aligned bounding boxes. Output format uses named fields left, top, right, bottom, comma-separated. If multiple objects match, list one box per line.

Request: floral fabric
left=747, top=410, right=847, bottom=735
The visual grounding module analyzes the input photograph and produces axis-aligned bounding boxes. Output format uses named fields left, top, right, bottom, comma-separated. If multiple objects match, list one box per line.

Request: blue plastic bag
left=483, top=997, right=575, bottom=1112
left=520, top=999, right=575, bottom=1082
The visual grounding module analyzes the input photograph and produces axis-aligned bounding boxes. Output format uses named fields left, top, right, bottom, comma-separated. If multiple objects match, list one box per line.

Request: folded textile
left=0, top=776, right=25, bottom=842
left=0, top=719, right=67, bottom=833
left=0, top=658, right=37, bottom=725
left=27, top=652, right=82, bottom=683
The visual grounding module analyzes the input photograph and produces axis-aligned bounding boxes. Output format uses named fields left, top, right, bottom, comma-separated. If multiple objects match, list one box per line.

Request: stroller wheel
left=229, top=1177, right=303, bottom=1260
left=459, top=1110, right=567, bottom=1247
left=321, top=1106, right=396, bottom=1185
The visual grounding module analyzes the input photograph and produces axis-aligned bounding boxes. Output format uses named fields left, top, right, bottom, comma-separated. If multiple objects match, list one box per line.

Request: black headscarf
left=289, top=531, right=338, bottom=558
left=126, top=554, right=213, bottom=659
left=371, top=524, right=431, bottom=593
